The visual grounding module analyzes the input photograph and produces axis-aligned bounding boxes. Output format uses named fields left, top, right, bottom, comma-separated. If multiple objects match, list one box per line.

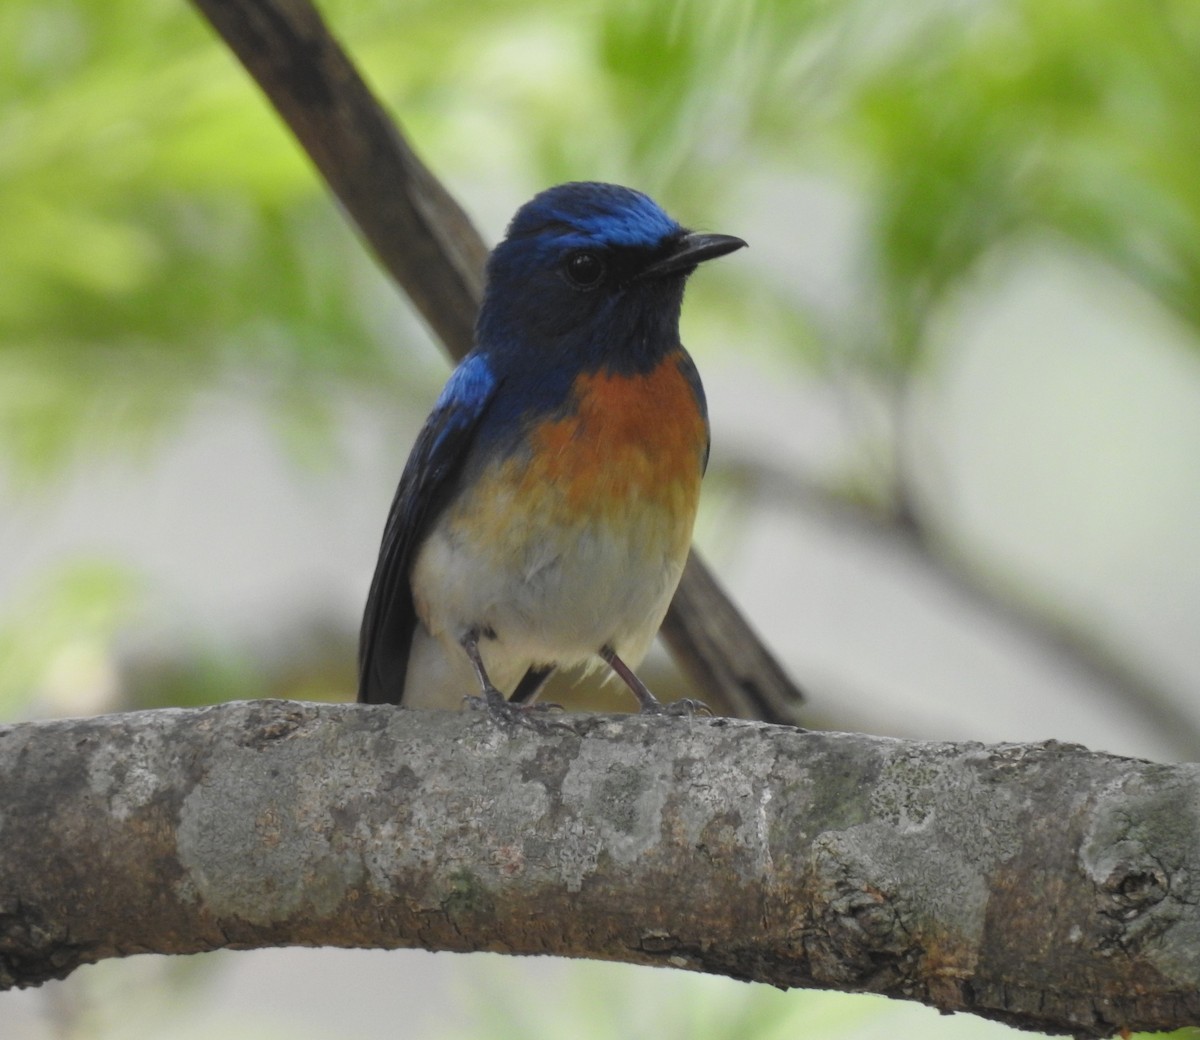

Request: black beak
left=639, top=232, right=747, bottom=279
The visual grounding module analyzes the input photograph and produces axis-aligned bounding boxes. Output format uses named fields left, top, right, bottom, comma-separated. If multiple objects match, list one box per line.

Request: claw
left=600, top=644, right=709, bottom=718
left=638, top=696, right=712, bottom=717
left=463, top=685, right=569, bottom=731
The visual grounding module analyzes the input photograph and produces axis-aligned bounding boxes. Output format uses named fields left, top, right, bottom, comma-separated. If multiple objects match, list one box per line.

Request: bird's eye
left=563, top=250, right=606, bottom=289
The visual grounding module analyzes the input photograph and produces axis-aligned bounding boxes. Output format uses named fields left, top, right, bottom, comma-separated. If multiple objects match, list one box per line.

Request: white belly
left=405, top=502, right=688, bottom=709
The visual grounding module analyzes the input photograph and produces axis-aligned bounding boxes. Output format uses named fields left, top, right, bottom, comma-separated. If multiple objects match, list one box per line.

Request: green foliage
left=0, top=559, right=142, bottom=717
left=846, top=0, right=1200, bottom=372
left=6, top=0, right=1199, bottom=475
left=0, top=0, right=418, bottom=479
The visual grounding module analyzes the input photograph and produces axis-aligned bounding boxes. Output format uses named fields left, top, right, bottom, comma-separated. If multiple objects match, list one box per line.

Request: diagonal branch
left=190, top=0, right=486, bottom=357
left=188, top=0, right=803, bottom=723
left=2, top=700, right=1199, bottom=1037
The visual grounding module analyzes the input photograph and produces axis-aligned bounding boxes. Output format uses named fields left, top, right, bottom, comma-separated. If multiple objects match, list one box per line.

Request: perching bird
left=358, top=182, right=745, bottom=714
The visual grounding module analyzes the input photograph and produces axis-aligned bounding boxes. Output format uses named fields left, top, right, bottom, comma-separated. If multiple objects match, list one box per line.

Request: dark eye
left=563, top=250, right=606, bottom=289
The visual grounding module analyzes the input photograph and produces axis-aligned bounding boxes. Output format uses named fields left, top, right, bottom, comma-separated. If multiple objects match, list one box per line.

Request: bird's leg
left=510, top=664, right=557, bottom=704
left=460, top=630, right=565, bottom=724
left=460, top=628, right=511, bottom=713
left=599, top=645, right=709, bottom=716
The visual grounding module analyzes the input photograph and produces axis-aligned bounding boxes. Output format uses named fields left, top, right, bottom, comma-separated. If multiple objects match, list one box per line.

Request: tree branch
left=2, top=700, right=1198, bottom=1036
left=189, top=0, right=486, bottom=357
left=187, top=0, right=804, bottom=723
left=737, top=456, right=1200, bottom=759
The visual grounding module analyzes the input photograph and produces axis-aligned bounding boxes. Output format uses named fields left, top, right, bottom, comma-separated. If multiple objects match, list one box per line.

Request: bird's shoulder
left=429, top=351, right=496, bottom=432
left=386, top=351, right=502, bottom=546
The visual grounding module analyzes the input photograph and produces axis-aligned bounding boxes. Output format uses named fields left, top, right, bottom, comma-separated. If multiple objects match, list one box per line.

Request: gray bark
left=2, top=699, right=1198, bottom=1037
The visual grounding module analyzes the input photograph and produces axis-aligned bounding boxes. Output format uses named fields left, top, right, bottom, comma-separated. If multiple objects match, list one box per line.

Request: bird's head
left=477, top=182, right=745, bottom=373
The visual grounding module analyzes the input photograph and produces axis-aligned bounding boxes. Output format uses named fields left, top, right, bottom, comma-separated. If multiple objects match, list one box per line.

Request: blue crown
left=505, top=182, right=681, bottom=250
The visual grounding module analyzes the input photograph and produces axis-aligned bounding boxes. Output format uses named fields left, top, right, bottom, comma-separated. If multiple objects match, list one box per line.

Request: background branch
left=189, top=0, right=804, bottom=723
left=739, top=458, right=1200, bottom=759
left=2, top=700, right=1198, bottom=1037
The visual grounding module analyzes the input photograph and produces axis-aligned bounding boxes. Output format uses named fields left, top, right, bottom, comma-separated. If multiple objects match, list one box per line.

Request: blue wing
left=675, top=347, right=710, bottom=474
left=358, top=352, right=498, bottom=704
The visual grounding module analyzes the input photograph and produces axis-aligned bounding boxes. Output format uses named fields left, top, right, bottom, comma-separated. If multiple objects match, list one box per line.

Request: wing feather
left=357, top=353, right=497, bottom=704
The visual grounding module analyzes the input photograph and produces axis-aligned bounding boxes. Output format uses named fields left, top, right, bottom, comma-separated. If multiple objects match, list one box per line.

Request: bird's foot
left=637, top=696, right=712, bottom=717
left=464, top=686, right=567, bottom=730
left=600, top=645, right=710, bottom=718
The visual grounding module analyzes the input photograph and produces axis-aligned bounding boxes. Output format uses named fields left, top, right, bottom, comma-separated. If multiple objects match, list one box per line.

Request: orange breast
left=442, top=352, right=708, bottom=566
left=522, top=352, right=707, bottom=522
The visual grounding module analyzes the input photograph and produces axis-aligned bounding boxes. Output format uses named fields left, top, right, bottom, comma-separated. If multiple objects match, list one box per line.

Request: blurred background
left=3, top=0, right=1200, bottom=1036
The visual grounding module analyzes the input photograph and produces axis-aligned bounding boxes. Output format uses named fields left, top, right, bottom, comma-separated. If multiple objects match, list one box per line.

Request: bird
left=358, top=181, right=746, bottom=715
